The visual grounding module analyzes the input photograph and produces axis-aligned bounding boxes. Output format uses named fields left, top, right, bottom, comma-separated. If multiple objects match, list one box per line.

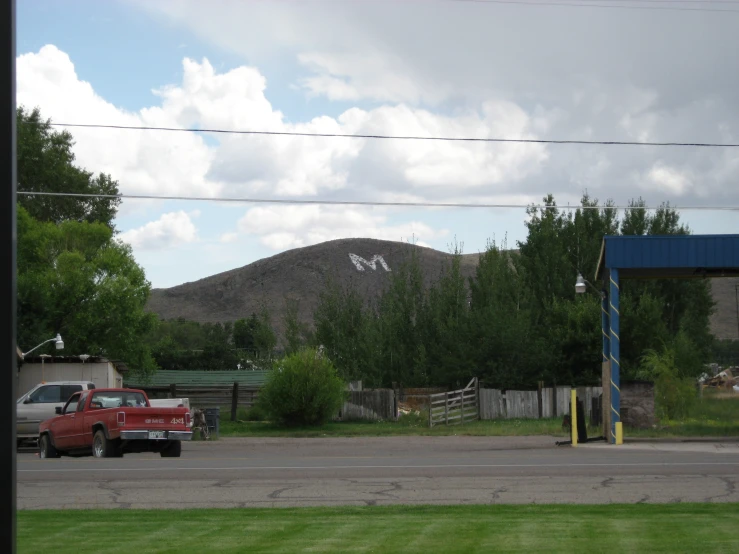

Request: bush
left=241, top=404, right=267, bottom=422
left=638, top=344, right=696, bottom=421
left=256, top=348, right=346, bottom=426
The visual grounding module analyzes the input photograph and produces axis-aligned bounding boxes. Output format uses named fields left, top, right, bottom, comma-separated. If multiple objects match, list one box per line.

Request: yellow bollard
left=615, top=422, right=623, bottom=445
left=571, top=389, right=577, bottom=446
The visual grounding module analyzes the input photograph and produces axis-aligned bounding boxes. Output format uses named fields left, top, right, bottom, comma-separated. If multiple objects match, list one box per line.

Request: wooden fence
left=339, top=390, right=396, bottom=421
left=140, top=383, right=260, bottom=421
left=479, top=386, right=603, bottom=420
left=428, top=378, right=479, bottom=427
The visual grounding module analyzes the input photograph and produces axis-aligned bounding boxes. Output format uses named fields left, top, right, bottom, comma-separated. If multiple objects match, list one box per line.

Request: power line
left=16, top=190, right=739, bottom=211
left=47, top=123, right=739, bottom=148
left=450, top=0, right=739, bottom=13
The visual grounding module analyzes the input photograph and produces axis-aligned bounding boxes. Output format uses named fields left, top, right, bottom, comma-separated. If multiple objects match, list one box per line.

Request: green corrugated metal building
left=125, top=369, right=271, bottom=388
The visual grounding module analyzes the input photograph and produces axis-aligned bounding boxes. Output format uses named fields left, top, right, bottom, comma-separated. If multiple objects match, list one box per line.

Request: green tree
left=17, top=106, right=121, bottom=229
left=282, top=297, right=312, bottom=355
left=313, top=276, right=376, bottom=383
left=374, top=246, right=428, bottom=386
left=468, top=238, right=549, bottom=389
left=233, top=311, right=277, bottom=360
left=17, top=206, right=157, bottom=378
left=422, top=241, right=473, bottom=388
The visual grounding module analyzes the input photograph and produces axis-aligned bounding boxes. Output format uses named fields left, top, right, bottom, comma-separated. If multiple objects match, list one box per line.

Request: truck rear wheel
left=160, top=440, right=182, bottom=458
left=93, top=430, right=122, bottom=458
left=39, top=434, right=60, bottom=459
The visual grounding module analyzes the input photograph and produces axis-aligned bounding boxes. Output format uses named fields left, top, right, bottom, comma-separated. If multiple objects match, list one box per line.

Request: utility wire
left=451, top=0, right=739, bottom=12
left=16, top=191, right=739, bottom=211
left=47, top=123, right=739, bottom=148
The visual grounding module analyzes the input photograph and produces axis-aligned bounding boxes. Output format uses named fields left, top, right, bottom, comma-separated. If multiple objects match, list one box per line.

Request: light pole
left=735, top=283, right=738, bottom=341
left=20, top=333, right=63, bottom=359
left=576, top=272, right=611, bottom=441
left=79, top=354, right=90, bottom=380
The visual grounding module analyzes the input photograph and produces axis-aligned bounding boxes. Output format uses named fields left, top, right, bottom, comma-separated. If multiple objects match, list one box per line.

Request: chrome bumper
left=119, top=430, right=193, bottom=441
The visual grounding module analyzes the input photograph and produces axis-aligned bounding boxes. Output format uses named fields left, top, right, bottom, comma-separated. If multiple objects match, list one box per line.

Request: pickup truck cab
left=38, top=388, right=192, bottom=459
left=17, top=381, right=96, bottom=443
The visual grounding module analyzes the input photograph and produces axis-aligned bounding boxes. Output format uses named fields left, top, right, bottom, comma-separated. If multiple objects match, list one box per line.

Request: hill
left=145, top=238, right=739, bottom=343
left=146, top=238, right=481, bottom=341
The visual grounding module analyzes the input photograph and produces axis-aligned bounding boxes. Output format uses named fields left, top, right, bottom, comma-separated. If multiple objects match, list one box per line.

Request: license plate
left=148, top=431, right=166, bottom=439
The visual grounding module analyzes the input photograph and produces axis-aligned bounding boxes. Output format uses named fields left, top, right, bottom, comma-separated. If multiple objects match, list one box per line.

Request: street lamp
left=575, top=273, right=606, bottom=299
left=21, top=333, right=64, bottom=359
left=575, top=273, right=588, bottom=294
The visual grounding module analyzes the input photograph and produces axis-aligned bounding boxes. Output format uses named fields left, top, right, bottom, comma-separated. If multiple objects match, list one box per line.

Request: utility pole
left=2, top=1, right=17, bottom=551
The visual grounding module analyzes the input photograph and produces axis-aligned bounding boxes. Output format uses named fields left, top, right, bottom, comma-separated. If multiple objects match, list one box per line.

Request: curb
left=625, top=437, right=739, bottom=444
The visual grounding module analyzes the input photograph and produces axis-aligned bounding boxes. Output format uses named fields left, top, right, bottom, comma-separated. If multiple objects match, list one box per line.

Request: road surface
left=17, top=436, right=739, bottom=509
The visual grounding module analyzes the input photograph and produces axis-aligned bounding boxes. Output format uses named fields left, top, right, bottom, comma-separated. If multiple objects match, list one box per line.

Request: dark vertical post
left=231, top=382, right=239, bottom=421
left=537, top=380, right=543, bottom=419
left=2, top=1, right=17, bottom=551
left=169, top=383, right=177, bottom=399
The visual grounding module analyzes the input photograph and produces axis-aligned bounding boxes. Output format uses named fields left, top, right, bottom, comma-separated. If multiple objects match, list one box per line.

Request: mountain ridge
left=145, top=238, right=739, bottom=342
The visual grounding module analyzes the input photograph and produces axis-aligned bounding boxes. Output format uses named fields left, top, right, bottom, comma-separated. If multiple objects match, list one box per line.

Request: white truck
left=16, top=381, right=97, bottom=445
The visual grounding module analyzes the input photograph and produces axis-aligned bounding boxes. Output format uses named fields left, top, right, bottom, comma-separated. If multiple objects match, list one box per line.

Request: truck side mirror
left=55, top=407, right=63, bottom=415
left=23, top=398, right=32, bottom=404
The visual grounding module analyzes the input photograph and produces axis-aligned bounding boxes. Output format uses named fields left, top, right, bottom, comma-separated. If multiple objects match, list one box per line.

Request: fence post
left=537, top=381, right=543, bottom=419
left=428, top=395, right=433, bottom=428
left=476, top=378, right=480, bottom=420
left=169, top=383, right=177, bottom=399
left=231, top=382, right=239, bottom=421
left=461, top=390, right=465, bottom=424
left=445, top=392, right=449, bottom=425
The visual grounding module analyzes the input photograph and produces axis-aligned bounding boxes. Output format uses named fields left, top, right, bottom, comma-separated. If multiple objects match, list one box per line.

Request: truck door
left=73, top=392, right=92, bottom=448
left=49, top=392, right=82, bottom=450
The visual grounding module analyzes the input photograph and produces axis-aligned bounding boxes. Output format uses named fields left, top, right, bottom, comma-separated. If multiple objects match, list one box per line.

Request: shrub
left=638, top=344, right=696, bottom=421
left=256, top=348, right=346, bottom=426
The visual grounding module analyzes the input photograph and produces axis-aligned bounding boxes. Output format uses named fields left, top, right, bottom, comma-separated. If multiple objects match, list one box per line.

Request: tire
left=92, top=429, right=122, bottom=458
left=39, top=434, right=60, bottom=459
left=160, top=440, right=182, bottom=458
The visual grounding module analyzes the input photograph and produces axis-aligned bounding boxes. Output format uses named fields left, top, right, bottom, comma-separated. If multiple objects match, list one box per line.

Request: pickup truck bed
left=38, top=388, right=192, bottom=458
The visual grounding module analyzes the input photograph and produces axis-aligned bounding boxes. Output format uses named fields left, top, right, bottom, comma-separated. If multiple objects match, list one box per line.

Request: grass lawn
left=215, top=391, right=739, bottom=439
left=219, top=414, right=574, bottom=438
left=18, top=504, right=739, bottom=553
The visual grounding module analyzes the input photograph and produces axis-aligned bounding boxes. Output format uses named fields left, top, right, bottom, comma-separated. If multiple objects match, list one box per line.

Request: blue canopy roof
left=595, top=234, right=739, bottom=280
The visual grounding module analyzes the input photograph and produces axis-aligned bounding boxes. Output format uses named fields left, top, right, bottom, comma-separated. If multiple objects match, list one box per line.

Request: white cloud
left=129, top=0, right=739, bottom=210
left=17, top=44, right=552, bottom=207
left=16, top=45, right=216, bottom=203
left=644, top=164, right=692, bottom=196
left=236, top=205, right=447, bottom=250
left=219, top=232, right=238, bottom=243
left=119, top=211, right=199, bottom=250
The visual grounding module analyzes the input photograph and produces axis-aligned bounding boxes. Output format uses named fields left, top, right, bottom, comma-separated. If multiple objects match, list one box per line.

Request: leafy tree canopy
left=17, top=106, right=121, bottom=229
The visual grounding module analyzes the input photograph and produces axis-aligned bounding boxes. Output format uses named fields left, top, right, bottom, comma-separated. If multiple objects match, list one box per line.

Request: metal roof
left=124, top=369, right=271, bottom=388
left=595, top=234, right=739, bottom=280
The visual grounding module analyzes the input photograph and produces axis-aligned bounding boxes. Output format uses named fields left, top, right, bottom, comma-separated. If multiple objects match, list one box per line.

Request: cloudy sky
left=16, top=0, right=739, bottom=288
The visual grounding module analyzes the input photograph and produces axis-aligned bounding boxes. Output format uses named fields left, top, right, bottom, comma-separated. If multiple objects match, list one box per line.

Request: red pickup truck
left=38, top=388, right=192, bottom=459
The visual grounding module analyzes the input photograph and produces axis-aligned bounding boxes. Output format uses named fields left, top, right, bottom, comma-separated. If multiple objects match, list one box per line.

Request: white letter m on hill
left=349, top=253, right=391, bottom=272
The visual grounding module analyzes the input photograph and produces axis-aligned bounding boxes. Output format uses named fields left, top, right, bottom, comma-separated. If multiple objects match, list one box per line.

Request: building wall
left=16, top=362, right=123, bottom=399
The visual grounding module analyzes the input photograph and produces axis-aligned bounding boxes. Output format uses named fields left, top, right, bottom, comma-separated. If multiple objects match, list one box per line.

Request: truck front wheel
left=39, top=434, right=60, bottom=459
left=93, top=430, right=122, bottom=458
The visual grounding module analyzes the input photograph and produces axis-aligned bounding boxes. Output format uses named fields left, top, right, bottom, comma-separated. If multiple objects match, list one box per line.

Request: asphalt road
left=17, top=436, right=739, bottom=509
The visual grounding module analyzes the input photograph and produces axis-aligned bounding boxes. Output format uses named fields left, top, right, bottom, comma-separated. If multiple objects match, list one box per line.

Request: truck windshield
left=89, top=391, right=148, bottom=409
